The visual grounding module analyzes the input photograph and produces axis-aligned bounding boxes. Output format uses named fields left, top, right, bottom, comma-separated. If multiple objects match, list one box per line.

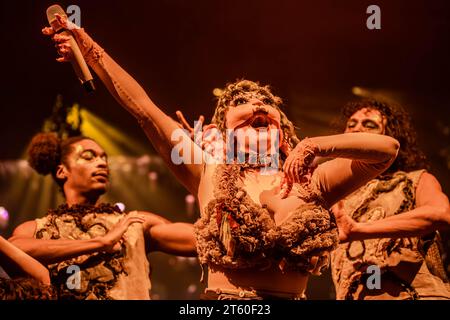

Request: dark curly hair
left=27, top=132, right=94, bottom=189
left=0, top=277, right=56, bottom=300
left=211, top=79, right=300, bottom=155
left=337, top=99, right=429, bottom=173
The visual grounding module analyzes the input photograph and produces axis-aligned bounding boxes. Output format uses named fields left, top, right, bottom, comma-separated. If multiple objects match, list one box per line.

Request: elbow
left=376, top=137, right=399, bottom=169
left=38, top=271, right=51, bottom=286
left=8, top=236, right=22, bottom=247
left=386, top=137, right=400, bottom=160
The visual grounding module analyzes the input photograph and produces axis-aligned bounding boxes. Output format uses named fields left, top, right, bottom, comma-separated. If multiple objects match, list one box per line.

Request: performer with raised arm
left=43, top=15, right=400, bottom=300
left=10, top=133, right=196, bottom=300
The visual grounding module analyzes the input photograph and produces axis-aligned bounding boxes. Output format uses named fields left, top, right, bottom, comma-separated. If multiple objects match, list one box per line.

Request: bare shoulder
left=10, top=220, right=37, bottom=239
left=416, top=172, right=448, bottom=206
left=417, top=172, right=442, bottom=191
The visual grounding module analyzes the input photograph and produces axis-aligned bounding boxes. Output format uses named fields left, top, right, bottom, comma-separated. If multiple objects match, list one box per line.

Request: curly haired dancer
left=330, top=100, right=450, bottom=300
left=10, top=133, right=196, bottom=299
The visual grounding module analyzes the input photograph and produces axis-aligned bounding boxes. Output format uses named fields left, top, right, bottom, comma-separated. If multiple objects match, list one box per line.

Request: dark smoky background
left=0, top=0, right=449, bottom=299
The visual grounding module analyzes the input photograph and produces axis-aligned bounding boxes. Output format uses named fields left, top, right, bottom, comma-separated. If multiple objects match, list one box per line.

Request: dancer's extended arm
left=9, top=214, right=145, bottom=265
left=333, top=172, right=450, bottom=242
left=283, top=132, right=400, bottom=206
left=0, top=236, right=50, bottom=284
left=43, top=16, right=203, bottom=194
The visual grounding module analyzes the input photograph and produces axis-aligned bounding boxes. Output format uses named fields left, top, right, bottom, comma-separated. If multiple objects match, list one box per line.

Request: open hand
left=101, top=211, right=146, bottom=253
left=280, top=139, right=317, bottom=198
left=331, top=201, right=357, bottom=243
left=175, top=110, right=205, bottom=142
left=175, top=110, right=225, bottom=162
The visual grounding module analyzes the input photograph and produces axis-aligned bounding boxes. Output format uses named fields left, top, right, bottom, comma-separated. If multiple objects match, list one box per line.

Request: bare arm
left=138, top=211, right=196, bottom=256
left=335, top=172, right=450, bottom=242
left=43, top=17, right=203, bottom=195
left=148, top=223, right=197, bottom=257
left=9, top=215, right=145, bottom=265
left=0, top=236, right=50, bottom=285
left=286, top=132, right=399, bottom=207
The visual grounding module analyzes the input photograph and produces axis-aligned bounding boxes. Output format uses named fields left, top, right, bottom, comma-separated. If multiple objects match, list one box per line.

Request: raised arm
left=9, top=214, right=145, bottom=265
left=43, top=15, right=203, bottom=194
left=0, top=236, right=50, bottom=284
left=334, top=172, right=450, bottom=242
left=283, top=132, right=400, bottom=206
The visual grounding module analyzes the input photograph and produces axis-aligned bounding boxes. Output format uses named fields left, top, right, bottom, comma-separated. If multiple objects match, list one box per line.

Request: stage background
left=1, top=0, right=449, bottom=299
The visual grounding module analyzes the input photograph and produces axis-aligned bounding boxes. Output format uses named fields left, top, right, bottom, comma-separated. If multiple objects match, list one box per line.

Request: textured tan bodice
left=195, top=164, right=339, bottom=274
left=331, top=170, right=450, bottom=300
left=35, top=204, right=151, bottom=300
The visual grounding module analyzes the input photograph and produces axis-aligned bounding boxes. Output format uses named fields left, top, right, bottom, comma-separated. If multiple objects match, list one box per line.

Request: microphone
left=46, top=4, right=95, bottom=93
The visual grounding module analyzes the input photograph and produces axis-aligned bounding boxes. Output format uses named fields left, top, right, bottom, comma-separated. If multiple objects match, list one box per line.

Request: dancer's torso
left=199, top=165, right=303, bottom=224
left=35, top=205, right=151, bottom=300
left=197, top=164, right=338, bottom=296
left=331, top=170, right=450, bottom=300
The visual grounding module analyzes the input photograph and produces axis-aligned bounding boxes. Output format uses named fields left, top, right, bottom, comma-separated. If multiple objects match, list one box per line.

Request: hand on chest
left=242, top=172, right=305, bottom=225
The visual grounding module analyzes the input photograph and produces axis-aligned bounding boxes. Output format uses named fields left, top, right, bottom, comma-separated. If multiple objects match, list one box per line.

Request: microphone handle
left=62, top=30, right=95, bottom=92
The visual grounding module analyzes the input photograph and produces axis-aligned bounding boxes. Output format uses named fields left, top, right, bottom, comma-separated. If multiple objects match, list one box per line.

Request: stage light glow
left=352, top=86, right=365, bottom=96
left=148, top=171, right=158, bottom=181
left=187, top=284, right=197, bottom=294
left=212, top=88, right=223, bottom=97
left=185, top=194, right=196, bottom=217
left=0, top=206, right=9, bottom=229
left=122, top=163, right=132, bottom=173
left=185, top=194, right=195, bottom=204
left=136, top=155, right=151, bottom=167
left=80, top=109, right=149, bottom=156
left=115, top=202, right=126, bottom=212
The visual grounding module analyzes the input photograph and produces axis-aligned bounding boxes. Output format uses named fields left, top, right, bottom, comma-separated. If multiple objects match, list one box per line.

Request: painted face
left=63, top=139, right=109, bottom=196
left=224, top=91, right=283, bottom=154
left=345, top=108, right=386, bottom=134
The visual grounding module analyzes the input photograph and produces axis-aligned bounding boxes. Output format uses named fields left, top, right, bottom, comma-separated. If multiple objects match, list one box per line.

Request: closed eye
left=346, top=120, right=357, bottom=128
left=362, top=120, right=379, bottom=129
left=81, top=150, right=96, bottom=160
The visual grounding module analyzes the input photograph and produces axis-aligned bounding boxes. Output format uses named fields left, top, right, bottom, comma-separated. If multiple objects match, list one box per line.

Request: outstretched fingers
left=280, top=173, right=293, bottom=199
left=42, top=27, right=55, bottom=36
left=176, top=111, right=193, bottom=133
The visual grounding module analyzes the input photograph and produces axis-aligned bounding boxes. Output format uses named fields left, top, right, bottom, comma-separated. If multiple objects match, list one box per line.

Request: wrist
left=300, top=137, right=320, bottom=157
left=347, top=222, right=364, bottom=242
left=94, top=237, right=111, bottom=251
left=72, top=28, right=104, bottom=66
left=295, top=137, right=319, bottom=166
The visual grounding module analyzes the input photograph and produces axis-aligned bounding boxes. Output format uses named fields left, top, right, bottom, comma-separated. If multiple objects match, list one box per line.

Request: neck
left=235, top=152, right=281, bottom=172
left=64, top=188, right=100, bottom=206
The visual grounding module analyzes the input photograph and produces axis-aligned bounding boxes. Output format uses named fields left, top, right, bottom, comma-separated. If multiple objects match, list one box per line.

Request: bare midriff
left=207, top=265, right=309, bottom=295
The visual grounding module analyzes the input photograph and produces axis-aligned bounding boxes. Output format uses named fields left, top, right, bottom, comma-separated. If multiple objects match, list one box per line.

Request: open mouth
left=250, top=114, right=270, bottom=129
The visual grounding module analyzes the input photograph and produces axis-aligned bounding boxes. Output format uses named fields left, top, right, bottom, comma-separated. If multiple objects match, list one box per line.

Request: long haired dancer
left=43, top=15, right=399, bottom=299
left=330, top=100, right=450, bottom=300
